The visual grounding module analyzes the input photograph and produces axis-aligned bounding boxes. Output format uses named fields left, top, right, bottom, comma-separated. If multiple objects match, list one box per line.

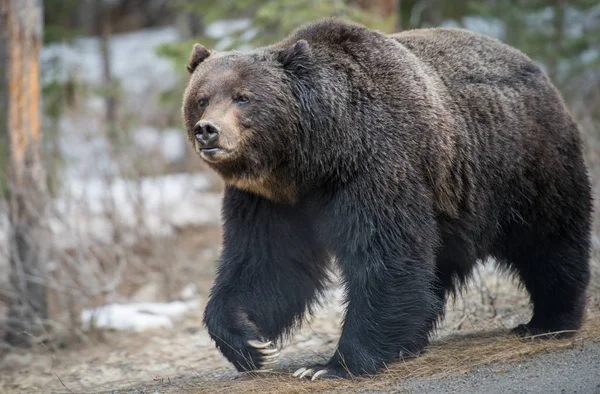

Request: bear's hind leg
left=509, top=236, right=590, bottom=339
left=507, top=122, right=592, bottom=338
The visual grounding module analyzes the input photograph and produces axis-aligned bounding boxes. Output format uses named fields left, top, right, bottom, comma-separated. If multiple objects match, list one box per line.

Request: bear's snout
left=194, top=120, right=221, bottom=148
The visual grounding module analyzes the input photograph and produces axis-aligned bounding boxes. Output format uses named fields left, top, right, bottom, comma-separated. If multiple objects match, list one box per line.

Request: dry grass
left=144, top=313, right=600, bottom=394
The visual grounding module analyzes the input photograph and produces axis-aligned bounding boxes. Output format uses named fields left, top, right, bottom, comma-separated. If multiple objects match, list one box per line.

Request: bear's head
left=182, top=40, right=314, bottom=202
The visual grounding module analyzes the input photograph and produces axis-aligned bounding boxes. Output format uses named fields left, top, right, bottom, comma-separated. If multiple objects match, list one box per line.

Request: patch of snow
left=205, top=19, right=251, bottom=39
left=57, top=116, right=120, bottom=179
left=160, top=128, right=188, bottom=162
left=41, top=26, right=191, bottom=181
left=64, top=173, right=212, bottom=215
left=240, top=28, right=259, bottom=43
left=205, top=19, right=253, bottom=51
left=132, top=127, right=188, bottom=163
left=47, top=172, right=221, bottom=248
left=41, top=27, right=181, bottom=97
left=132, top=126, right=162, bottom=151
left=81, top=300, right=199, bottom=332
left=180, top=283, right=197, bottom=300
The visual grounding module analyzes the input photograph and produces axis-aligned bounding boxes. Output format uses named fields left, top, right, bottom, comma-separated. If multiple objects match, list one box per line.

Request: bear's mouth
left=200, top=147, right=229, bottom=162
left=202, top=147, right=223, bottom=154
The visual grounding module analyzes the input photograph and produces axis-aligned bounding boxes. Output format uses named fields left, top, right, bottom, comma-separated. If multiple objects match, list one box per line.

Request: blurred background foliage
left=40, top=0, right=600, bottom=134
left=39, top=0, right=600, bottom=120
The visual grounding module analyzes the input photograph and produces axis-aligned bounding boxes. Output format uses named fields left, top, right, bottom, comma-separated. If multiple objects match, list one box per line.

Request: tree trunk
left=0, top=0, right=48, bottom=347
left=97, top=3, right=117, bottom=130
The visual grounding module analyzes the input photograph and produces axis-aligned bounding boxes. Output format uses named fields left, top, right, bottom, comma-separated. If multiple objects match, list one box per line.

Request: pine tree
left=1, top=0, right=49, bottom=347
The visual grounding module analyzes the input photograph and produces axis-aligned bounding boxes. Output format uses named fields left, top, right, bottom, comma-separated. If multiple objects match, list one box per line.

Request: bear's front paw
left=292, top=363, right=352, bottom=381
left=205, top=303, right=281, bottom=372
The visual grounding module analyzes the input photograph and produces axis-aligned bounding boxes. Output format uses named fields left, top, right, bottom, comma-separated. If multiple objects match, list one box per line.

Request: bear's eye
left=234, top=94, right=250, bottom=104
left=198, top=97, right=209, bottom=108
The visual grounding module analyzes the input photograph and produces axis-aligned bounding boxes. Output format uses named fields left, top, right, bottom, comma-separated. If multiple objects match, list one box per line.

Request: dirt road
left=128, top=312, right=600, bottom=394
left=400, top=341, right=600, bottom=394
left=1, top=274, right=598, bottom=393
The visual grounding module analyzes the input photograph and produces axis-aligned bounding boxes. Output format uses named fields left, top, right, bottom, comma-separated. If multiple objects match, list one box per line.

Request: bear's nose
left=194, top=120, right=220, bottom=146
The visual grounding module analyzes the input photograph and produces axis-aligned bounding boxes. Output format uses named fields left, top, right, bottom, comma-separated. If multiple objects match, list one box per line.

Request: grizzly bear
left=182, top=18, right=592, bottom=380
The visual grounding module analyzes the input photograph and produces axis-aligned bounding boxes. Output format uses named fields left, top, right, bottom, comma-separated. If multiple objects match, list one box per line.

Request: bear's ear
left=276, top=40, right=312, bottom=74
left=187, top=43, right=212, bottom=74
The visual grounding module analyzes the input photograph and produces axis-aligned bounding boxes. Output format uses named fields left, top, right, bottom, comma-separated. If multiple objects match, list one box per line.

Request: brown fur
left=228, top=175, right=297, bottom=204
left=184, top=19, right=592, bottom=379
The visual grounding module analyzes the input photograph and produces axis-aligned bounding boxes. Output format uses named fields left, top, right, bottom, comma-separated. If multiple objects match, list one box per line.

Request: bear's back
left=392, top=27, right=584, bottom=223
left=392, top=27, right=576, bottom=149
left=392, top=28, right=544, bottom=92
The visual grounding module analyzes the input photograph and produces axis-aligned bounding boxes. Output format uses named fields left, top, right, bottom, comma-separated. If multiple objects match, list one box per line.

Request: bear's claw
left=245, top=339, right=280, bottom=368
left=293, top=363, right=350, bottom=380
left=292, top=367, right=307, bottom=377
left=311, top=370, right=329, bottom=380
left=238, top=339, right=280, bottom=369
left=293, top=367, right=331, bottom=381
left=247, top=339, right=273, bottom=348
left=259, top=347, right=279, bottom=355
left=299, top=368, right=314, bottom=379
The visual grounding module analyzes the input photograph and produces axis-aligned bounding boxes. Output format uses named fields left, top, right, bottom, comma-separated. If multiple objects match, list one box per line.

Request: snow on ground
left=43, top=26, right=189, bottom=180
left=0, top=172, right=222, bottom=278
left=50, top=172, right=222, bottom=247
left=81, top=300, right=199, bottom=332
